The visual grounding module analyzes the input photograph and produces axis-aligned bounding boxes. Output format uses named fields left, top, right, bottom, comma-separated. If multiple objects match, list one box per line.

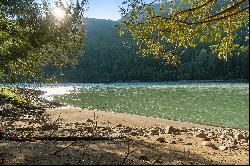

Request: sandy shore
left=1, top=106, right=249, bottom=165
left=43, top=106, right=249, bottom=165
left=45, top=106, right=226, bottom=129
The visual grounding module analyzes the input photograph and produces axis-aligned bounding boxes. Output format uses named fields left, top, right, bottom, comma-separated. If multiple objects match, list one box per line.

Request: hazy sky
left=86, top=0, right=124, bottom=21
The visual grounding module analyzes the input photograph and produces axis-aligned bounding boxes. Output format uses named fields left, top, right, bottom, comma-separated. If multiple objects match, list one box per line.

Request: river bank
left=0, top=104, right=249, bottom=165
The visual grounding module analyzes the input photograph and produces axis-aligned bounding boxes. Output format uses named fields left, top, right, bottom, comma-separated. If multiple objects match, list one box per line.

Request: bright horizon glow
left=52, top=7, right=66, bottom=20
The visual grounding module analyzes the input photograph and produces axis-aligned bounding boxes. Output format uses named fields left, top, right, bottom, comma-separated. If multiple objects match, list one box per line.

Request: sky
left=85, top=0, right=153, bottom=21
left=36, top=0, right=154, bottom=21
left=86, top=0, right=124, bottom=21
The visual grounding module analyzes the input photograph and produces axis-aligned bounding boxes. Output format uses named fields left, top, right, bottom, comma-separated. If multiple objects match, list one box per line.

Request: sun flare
left=52, top=7, right=66, bottom=20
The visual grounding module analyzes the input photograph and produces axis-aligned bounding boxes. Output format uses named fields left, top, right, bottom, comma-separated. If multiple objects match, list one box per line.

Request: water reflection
left=38, top=86, right=77, bottom=100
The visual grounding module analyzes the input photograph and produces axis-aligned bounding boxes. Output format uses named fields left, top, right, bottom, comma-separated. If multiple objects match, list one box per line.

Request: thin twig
left=121, top=142, right=139, bottom=165
left=49, top=141, right=77, bottom=155
left=152, top=155, right=163, bottom=165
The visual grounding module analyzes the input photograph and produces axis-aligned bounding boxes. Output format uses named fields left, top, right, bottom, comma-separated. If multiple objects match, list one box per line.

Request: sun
left=52, top=7, right=66, bottom=20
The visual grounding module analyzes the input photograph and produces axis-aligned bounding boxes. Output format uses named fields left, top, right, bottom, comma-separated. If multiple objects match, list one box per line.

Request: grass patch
left=0, top=86, right=29, bottom=106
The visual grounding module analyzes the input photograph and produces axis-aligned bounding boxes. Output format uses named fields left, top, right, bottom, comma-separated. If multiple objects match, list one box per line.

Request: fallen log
left=1, top=135, right=127, bottom=142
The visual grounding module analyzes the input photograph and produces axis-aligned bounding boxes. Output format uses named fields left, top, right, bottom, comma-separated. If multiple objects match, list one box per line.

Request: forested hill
left=61, top=18, right=249, bottom=83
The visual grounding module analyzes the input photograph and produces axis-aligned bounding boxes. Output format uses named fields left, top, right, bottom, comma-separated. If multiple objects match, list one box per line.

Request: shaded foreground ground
left=0, top=106, right=249, bottom=165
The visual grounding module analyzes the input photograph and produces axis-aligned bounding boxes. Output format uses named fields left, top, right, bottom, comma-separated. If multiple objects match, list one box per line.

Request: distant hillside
left=62, top=18, right=176, bottom=82
left=60, top=18, right=249, bottom=83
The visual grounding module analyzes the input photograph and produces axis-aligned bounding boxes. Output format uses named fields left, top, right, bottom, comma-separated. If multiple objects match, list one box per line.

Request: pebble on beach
left=202, top=141, right=213, bottom=147
left=219, top=146, right=228, bottom=151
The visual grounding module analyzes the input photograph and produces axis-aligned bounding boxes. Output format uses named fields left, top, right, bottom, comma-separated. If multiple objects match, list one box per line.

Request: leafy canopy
left=118, top=0, right=249, bottom=65
left=0, top=0, right=87, bottom=82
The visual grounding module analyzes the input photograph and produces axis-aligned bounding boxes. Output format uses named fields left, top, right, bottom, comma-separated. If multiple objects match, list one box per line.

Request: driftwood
left=2, top=135, right=127, bottom=142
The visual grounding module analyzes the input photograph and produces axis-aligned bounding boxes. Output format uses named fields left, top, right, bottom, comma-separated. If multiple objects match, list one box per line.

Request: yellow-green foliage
left=0, top=86, right=28, bottom=106
left=0, top=86, right=17, bottom=97
left=118, top=0, right=249, bottom=65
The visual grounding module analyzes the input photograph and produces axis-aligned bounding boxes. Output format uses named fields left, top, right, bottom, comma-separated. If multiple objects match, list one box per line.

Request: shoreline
left=46, top=105, right=249, bottom=131
left=1, top=80, right=248, bottom=87
left=46, top=106, right=249, bottom=131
